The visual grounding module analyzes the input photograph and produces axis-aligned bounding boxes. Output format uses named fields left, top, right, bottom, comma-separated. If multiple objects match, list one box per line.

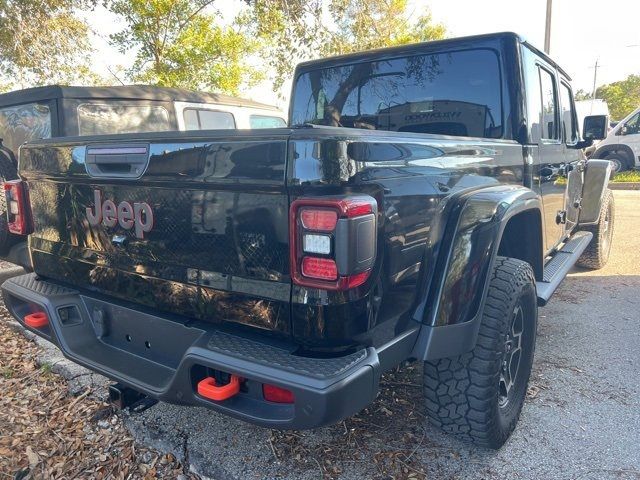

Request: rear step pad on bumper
left=536, top=231, right=593, bottom=306
left=1, top=273, right=391, bottom=429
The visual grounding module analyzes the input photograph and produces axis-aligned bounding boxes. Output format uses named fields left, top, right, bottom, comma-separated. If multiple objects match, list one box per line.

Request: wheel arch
left=497, top=209, right=544, bottom=281
left=411, top=185, right=543, bottom=361
left=593, top=143, right=635, bottom=166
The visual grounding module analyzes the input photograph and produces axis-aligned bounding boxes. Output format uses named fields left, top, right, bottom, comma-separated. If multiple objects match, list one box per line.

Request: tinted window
left=183, top=109, right=235, bottom=130
left=78, top=104, right=171, bottom=135
left=291, top=49, right=503, bottom=138
left=560, top=83, right=578, bottom=143
left=249, top=115, right=286, bottom=128
left=0, top=103, right=51, bottom=153
left=538, top=68, right=558, bottom=140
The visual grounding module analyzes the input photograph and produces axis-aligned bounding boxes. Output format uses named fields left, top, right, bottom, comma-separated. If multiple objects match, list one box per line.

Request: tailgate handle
left=197, top=375, right=241, bottom=401
left=85, top=144, right=150, bottom=179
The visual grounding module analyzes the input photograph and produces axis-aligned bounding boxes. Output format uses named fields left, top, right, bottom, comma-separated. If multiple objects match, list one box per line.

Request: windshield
left=78, top=103, right=171, bottom=136
left=291, top=48, right=503, bottom=139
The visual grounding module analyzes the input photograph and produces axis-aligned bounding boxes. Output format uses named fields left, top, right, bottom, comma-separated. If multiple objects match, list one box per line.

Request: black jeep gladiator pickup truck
left=2, top=33, right=614, bottom=448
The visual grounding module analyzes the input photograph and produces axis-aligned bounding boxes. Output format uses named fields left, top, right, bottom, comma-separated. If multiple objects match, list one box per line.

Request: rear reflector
left=263, top=384, right=294, bottom=403
left=300, top=209, right=337, bottom=231
left=301, top=257, right=337, bottom=280
left=24, top=312, right=48, bottom=328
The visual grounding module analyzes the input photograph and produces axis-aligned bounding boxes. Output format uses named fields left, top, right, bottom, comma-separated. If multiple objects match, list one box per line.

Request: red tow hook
left=24, top=312, right=48, bottom=328
left=197, top=375, right=241, bottom=401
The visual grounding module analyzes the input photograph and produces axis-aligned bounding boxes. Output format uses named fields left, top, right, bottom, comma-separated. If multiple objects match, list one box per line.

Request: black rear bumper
left=2, top=273, right=417, bottom=429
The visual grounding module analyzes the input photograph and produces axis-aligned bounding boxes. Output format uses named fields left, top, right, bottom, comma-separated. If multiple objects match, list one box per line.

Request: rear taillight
left=290, top=196, right=377, bottom=290
left=3, top=180, right=32, bottom=235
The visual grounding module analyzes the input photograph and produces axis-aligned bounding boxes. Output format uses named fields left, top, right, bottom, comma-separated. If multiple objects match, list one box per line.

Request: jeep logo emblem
left=86, top=190, right=154, bottom=239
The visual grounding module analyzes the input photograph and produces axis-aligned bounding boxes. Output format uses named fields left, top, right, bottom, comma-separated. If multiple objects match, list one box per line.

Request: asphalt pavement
left=7, top=191, right=640, bottom=479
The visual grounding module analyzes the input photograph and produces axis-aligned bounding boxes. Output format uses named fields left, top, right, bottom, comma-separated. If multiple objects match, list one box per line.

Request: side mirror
left=621, top=125, right=629, bottom=136
left=583, top=115, right=609, bottom=141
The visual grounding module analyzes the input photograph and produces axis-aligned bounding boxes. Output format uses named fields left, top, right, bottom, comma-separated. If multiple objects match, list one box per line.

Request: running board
left=536, top=231, right=593, bottom=306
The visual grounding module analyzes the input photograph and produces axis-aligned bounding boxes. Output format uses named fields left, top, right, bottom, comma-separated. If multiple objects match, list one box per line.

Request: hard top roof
left=0, top=85, right=281, bottom=111
left=295, top=32, right=571, bottom=80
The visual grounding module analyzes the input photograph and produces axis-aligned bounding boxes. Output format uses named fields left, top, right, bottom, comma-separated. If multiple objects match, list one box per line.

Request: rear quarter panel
left=287, top=128, right=525, bottom=349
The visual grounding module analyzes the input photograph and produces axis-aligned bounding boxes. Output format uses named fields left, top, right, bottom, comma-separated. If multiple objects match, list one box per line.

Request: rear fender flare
left=411, top=185, right=542, bottom=361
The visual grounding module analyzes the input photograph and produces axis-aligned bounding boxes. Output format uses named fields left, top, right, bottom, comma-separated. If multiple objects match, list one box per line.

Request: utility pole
left=544, top=0, right=553, bottom=54
left=591, top=59, right=599, bottom=101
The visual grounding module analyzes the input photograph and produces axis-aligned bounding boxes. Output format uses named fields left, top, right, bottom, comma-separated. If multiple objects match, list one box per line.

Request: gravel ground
left=2, top=190, right=639, bottom=479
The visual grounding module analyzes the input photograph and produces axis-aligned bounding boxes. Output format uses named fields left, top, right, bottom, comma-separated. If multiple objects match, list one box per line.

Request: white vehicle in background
left=592, top=105, right=640, bottom=172
left=175, top=101, right=286, bottom=130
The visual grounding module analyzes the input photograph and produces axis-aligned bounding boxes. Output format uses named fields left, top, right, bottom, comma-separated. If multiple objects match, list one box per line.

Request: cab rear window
left=291, top=48, right=504, bottom=139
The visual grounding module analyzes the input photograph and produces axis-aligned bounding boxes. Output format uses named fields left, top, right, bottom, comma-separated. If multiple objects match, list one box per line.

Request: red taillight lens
left=344, top=270, right=370, bottom=289
left=342, top=199, right=373, bottom=218
left=290, top=196, right=376, bottom=290
left=301, top=257, right=338, bottom=280
left=300, top=209, right=337, bottom=231
left=3, top=180, right=32, bottom=235
left=263, top=384, right=295, bottom=403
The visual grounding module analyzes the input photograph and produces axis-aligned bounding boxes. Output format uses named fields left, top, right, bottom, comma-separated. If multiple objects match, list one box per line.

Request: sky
left=85, top=0, right=640, bottom=108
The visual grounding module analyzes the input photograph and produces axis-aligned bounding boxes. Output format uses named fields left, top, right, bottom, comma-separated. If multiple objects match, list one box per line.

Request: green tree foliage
left=574, top=89, right=592, bottom=101
left=596, top=74, right=640, bottom=120
left=246, top=0, right=446, bottom=92
left=0, top=0, right=96, bottom=89
left=110, top=0, right=261, bottom=95
left=323, top=0, right=446, bottom=56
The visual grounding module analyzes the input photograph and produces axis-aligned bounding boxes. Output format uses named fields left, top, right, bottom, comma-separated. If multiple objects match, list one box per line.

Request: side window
left=625, top=112, right=640, bottom=135
left=560, top=83, right=578, bottom=144
left=183, top=109, right=236, bottom=130
left=538, top=67, right=558, bottom=140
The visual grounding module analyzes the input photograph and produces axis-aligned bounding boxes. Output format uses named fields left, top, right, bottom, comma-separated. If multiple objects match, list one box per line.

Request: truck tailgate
left=20, top=132, right=292, bottom=336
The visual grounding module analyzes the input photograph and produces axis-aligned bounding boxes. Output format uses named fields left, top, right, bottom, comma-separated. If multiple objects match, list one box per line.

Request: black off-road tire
left=576, top=189, right=614, bottom=269
left=423, top=257, right=537, bottom=449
